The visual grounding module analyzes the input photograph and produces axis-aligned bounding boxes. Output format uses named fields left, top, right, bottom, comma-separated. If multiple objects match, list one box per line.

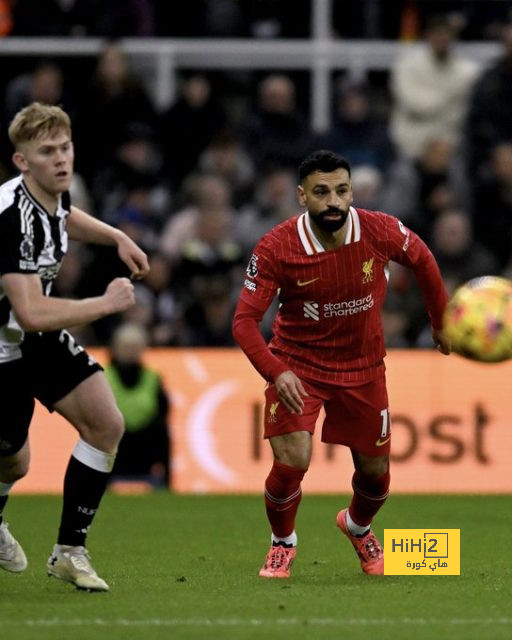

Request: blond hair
left=8, top=102, right=71, bottom=148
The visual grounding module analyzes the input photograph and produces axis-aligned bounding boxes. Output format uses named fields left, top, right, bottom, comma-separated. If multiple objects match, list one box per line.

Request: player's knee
left=291, top=451, right=310, bottom=470
left=0, top=460, right=29, bottom=482
left=77, top=406, right=125, bottom=450
left=102, top=407, right=125, bottom=447
left=111, top=406, right=125, bottom=439
left=361, top=457, right=389, bottom=476
left=274, top=447, right=310, bottom=470
left=352, top=448, right=389, bottom=476
left=271, top=431, right=311, bottom=469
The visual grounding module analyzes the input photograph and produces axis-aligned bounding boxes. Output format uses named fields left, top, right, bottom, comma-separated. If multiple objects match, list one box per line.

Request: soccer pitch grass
left=0, top=493, right=510, bottom=640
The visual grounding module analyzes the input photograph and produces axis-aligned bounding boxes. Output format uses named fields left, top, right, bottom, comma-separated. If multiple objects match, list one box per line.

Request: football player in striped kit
left=0, top=103, right=149, bottom=591
left=233, top=149, right=450, bottom=578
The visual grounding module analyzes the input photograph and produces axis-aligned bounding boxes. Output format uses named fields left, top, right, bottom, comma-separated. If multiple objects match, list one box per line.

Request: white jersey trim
left=344, top=210, right=353, bottom=244
left=297, top=212, right=325, bottom=255
left=297, top=208, right=362, bottom=254
left=348, top=207, right=361, bottom=243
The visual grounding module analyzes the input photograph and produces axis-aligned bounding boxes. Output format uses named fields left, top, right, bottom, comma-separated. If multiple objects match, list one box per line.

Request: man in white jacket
left=390, top=14, right=479, bottom=159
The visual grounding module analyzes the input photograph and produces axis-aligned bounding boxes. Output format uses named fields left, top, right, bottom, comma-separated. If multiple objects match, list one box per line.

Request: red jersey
left=233, top=207, right=447, bottom=384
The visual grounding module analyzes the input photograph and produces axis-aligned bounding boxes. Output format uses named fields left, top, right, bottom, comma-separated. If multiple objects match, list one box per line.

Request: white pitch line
left=1, top=618, right=511, bottom=627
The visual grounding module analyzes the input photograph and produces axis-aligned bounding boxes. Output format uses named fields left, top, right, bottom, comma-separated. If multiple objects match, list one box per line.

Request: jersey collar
left=20, top=179, right=65, bottom=219
left=297, top=207, right=361, bottom=255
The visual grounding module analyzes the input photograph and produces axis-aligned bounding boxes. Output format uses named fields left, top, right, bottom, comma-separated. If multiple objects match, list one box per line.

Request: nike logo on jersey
left=375, top=436, right=391, bottom=447
left=297, top=277, right=320, bottom=287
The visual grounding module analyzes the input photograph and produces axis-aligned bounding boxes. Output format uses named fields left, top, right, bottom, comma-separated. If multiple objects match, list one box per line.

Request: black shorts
left=0, top=330, right=102, bottom=456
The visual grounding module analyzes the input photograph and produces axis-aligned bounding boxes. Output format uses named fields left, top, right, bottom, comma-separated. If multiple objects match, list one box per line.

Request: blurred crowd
left=3, top=0, right=512, bottom=39
left=1, top=2, right=512, bottom=349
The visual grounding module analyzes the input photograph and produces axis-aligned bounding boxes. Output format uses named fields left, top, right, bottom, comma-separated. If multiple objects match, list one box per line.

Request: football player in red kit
left=232, top=149, right=450, bottom=578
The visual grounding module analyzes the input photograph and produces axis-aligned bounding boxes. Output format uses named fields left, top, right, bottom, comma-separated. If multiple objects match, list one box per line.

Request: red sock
left=264, top=460, right=307, bottom=538
left=349, top=469, right=390, bottom=527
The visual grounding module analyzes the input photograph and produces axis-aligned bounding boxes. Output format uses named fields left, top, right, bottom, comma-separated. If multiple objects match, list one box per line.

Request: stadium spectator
left=74, top=43, right=158, bottom=181
left=430, top=208, right=499, bottom=295
left=69, top=172, right=95, bottom=216
left=0, top=103, right=149, bottom=591
left=92, top=123, right=167, bottom=223
left=381, top=263, right=427, bottom=348
left=160, top=74, right=228, bottom=189
left=232, top=149, right=450, bottom=579
left=184, top=277, right=237, bottom=347
left=472, top=142, right=512, bottom=270
left=174, top=210, right=244, bottom=294
left=240, top=73, right=316, bottom=171
left=466, top=22, right=512, bottom=177
left=389, top=14, right=478, bottom=159
left=197, top=131, right=256, bottom=208
left=4, top=61, right=68, bottom=127
left=106, top=323, right=171, bottom=489
left=380, top=135, right=469, bottom=238
left=126, top=252, right=183, bottom=347
left=159, top=173, right=238, bottom=263
left=350, top=165, right=384, bottom=211
left=321, top=78, right=395, bottom=172
left=236, top=166, right=298, bottom=256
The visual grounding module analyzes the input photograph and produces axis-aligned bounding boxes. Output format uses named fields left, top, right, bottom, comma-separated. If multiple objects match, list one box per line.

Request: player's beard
left=311, top=207, right=349, bottom=232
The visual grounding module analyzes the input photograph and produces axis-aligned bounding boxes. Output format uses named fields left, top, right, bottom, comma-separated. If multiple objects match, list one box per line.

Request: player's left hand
left=117, top=234, right=150, bottom=280
left=275, top=370, right=309, bottom=414
left=433, top=328, right=451, bottom=355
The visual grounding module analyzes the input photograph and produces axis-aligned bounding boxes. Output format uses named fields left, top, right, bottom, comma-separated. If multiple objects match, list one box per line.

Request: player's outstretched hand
left=275, top=370, right=309, bottom=414
left=117, top=234, right=150, bottom=280
left=104, top=277, right=135, bottom=313
left=433, top=328, right=451, bottom=355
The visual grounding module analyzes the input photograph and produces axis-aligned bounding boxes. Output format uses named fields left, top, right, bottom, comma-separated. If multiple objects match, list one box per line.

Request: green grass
left=0, top=493, right=510, bottom=640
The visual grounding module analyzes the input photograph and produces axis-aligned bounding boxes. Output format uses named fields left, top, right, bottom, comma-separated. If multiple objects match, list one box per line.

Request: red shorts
left=263, top=373, right=391, bottom=456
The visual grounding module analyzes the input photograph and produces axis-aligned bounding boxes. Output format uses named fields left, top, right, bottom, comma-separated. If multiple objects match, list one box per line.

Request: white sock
left=72, top=439, right=116, bottom=473
left=346, top=511, right=370, bottom=537
left=271, top=530, right=297, bottom=547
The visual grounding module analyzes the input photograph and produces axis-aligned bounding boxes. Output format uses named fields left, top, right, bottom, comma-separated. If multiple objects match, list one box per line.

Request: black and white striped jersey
left=0, top=175, right=70, bottom=363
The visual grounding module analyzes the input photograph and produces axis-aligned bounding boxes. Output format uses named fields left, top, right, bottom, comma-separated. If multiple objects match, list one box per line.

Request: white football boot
left=47, top=545, right=109, bottom=591
left=0, top=522, right=28, bottom=572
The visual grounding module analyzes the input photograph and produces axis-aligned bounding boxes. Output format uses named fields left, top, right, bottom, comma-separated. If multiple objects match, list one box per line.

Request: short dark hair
left=298, top=150, right=351, bottom=183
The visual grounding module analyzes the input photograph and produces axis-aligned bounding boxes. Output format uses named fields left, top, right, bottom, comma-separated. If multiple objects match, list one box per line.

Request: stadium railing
left=0, top=37, right=501, bottom=132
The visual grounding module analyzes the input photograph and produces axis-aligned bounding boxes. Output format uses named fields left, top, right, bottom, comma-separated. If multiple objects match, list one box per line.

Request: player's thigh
left=322, top=374, right=391, bottom=456
left=21, top=329, right=103, bottom=411
left=0, top=359, right=35, bottom=467
left=54, top=370, right=124, bottom=443
left=264, top=381, right=325, bottom=468
left=264, top=380, right=324, bottom=439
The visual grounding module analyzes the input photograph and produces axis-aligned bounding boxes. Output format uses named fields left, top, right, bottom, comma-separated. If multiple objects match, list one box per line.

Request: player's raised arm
left=67, top=205, right=150, bottom=280
left=1, top=271, right=135, bottom=333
